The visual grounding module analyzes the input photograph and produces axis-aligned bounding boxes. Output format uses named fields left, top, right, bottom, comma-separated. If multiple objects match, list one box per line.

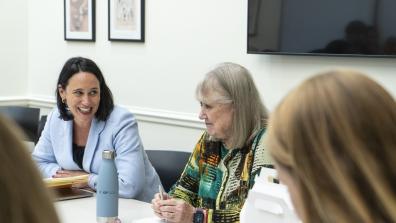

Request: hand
left=151, top=192, right=171, bottom=220
left=71, top=178, right=89, bottom=188
left=158, top=198, right=195, bottom=223
left=53, top=169, right=88, bottom=178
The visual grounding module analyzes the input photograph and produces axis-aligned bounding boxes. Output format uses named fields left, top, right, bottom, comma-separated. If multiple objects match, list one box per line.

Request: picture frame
left=108, top=0, right=145, bottom=42
left=64, top=0, right=95, bottom=41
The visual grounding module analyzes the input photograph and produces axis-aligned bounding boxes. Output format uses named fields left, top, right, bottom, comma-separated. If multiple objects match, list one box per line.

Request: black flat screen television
left=247, top=0, right=396, bottom=57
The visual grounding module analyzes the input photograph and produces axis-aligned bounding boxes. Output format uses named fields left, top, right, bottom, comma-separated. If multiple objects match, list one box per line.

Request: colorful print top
left=169, top=129, right=271, bottom=223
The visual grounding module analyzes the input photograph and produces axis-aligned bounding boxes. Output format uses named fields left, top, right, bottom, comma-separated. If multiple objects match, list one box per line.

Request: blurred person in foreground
left=32, top=57, right=160, bottom=202
left=0, top=115, right=60, bottom=223
left=267, top=70, right=396, bottom=223
left=152, top=62, right=272, bottom=223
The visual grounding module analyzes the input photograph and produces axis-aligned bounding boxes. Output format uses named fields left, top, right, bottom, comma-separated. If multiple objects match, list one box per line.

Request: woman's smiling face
left=59, top=71, right=100, bottom=125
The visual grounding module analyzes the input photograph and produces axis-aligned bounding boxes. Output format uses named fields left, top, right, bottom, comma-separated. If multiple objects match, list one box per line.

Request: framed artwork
left=64, top=0, right=95, bottom=41
left=108, top=0, right=145, bottom=42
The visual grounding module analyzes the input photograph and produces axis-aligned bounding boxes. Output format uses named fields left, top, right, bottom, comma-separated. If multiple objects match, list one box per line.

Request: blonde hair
left=0, top=115, right=60, bottom=223
left=196, top=62, right=268, bottom=148
left=267, top=70, right=396, bottom=223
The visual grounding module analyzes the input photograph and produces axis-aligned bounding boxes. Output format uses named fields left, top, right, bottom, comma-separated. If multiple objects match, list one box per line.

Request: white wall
left=0, top=0, right=28, bottom=97
left=1, top=0, right=396, bottom=151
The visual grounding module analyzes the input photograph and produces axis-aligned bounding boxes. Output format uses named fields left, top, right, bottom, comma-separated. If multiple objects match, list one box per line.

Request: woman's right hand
left=151, top=192, right=170, bottom=219
left=158, top=198, right=195, bottom=223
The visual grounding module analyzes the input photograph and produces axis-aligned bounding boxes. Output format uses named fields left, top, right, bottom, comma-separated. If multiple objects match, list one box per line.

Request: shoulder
left=255, top=128, right=266, bottom=148
left=247, top=128, right=272, bottom=182
left=199, top=131, right=209, bottom=143
left=47, top=108, right=63, bottom=124
left=252, top=128, right=272, bottom=165
left=191, top=131, right=208, bottom=155
left=196, top=131, right=212, bottom=150
left=253, top=128, right=266, bottom=147
left=101, top=106, right=139, bottom=134
left=106, top=106, right=136, bottom=123
left=109, top=106, right=133, bottom=117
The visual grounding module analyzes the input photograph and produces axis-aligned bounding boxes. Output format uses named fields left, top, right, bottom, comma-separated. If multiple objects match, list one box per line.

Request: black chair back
left=145, top=150, right=191, bottom=192
left=37, top=115, right=47, bottom=141
left=0, top=106, right=40, bottom=143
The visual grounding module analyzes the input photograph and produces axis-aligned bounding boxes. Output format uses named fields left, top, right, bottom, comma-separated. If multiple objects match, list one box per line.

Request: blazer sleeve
left=89, top=111, right=148, bottom=198
left=32, top=111, right=61, bottom=178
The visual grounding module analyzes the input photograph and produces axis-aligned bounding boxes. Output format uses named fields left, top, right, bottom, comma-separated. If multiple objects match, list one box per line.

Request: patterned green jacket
left=169, top=129, right=271, bottom=223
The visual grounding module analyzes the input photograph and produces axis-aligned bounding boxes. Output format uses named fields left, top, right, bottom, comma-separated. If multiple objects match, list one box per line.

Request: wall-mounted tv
left=247, top=0, right=396, bottom=57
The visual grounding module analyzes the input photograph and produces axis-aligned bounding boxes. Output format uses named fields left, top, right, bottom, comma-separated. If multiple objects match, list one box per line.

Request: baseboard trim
left=0, top=97, right=205, bottom=129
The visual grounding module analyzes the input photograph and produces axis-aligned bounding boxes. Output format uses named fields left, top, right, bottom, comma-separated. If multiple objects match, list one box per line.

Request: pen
left=158, top=185, right=167, bottom=222
left=159, top=185, right=164, bottom=200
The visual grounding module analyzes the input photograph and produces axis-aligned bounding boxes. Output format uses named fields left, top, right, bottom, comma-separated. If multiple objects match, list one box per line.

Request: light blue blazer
left=32, top=106, right=161, bottom=202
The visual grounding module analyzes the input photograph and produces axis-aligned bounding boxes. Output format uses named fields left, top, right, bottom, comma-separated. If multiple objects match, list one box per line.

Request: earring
left=62, top=98, right=71, bottom=112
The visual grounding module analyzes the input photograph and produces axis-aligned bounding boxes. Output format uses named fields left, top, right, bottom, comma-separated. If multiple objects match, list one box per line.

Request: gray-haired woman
left=151, top=62, right=272, bottom=223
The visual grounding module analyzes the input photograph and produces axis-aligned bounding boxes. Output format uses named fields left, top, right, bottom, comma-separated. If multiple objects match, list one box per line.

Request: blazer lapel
left=83, top=118, right=105, bottom=171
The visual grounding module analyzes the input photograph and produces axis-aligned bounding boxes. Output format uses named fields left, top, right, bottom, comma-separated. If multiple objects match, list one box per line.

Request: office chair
left=145, top=150, right=191, bottom=192
left=0, top=106, right=40, bottom=143
left=37, top=115, right=47, bottom=141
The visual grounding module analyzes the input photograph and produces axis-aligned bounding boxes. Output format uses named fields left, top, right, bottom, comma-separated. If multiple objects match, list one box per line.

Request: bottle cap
left=102, top=150, right=116, bottom=159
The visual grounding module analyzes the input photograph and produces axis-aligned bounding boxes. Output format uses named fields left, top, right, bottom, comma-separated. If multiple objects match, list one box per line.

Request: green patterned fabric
left=169, top=129, right=270, bottom=223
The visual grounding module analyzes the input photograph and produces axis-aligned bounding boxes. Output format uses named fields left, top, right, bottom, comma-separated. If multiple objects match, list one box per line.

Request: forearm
left=32, top=153, right=61, bottom=178
left=39, top=163, right=61, bottom=178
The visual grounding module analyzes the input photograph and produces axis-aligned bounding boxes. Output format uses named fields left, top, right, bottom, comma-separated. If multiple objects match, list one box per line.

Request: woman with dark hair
left=32, top=57, right=161, bottom=202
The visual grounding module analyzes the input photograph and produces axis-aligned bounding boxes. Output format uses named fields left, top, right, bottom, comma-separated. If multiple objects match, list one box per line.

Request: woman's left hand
left=158, top=198, right=195, bottom=223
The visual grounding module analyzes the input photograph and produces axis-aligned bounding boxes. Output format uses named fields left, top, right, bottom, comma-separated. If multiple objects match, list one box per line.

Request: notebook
left=44, top=175, right=89, bottom=189
left=53, top=187, right=94, bottom=201
left=44, top=175, right=94, bottom=201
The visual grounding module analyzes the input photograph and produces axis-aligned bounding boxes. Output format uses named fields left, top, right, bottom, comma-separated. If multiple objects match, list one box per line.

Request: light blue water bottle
left=96, top=150, right=118, bottom=223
